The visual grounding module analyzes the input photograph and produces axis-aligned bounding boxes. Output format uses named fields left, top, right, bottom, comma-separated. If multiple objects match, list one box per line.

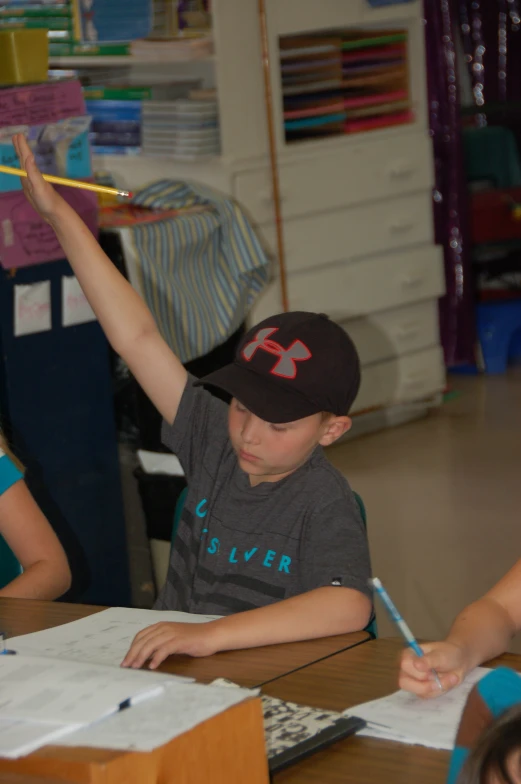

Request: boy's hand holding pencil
left=6, top=134, right=131, bottom=214
left=12, top=133, right=67, bottom=223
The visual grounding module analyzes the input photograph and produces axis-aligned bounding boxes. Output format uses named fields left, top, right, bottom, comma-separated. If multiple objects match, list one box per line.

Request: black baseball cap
left=196, top=312, right=361, bottom=424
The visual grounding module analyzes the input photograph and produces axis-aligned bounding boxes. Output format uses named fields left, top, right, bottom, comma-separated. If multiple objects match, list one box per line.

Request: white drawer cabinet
left=250, top=244, right=445, bottom=324
left=257, top=190, right=434, bottom=274
left=233, top=132, right=434, bottom=225
left=342, top=300, right=441, bottom=367
left=353, top=346, right=445, bottom=414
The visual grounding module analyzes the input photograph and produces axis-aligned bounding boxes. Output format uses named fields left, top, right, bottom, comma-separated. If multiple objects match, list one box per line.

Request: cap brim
left=195, top=362, right=320, bottom=424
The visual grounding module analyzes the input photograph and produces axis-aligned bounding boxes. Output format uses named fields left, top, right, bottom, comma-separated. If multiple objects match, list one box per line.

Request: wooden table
left=263, top=638, right=521, bottom=784
left=0, top=598, right=370, bottom=688
left=0, top=776, right=73, bottom=784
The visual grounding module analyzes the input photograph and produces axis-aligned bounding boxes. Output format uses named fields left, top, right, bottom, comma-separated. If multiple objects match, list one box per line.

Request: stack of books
left=0, top=1, right=135, bottom=57
left=280, top=28, right=412, bottom=144
left=0, top=1, right=75, bottom=53
left=86, top=98, right=142, bottom=155
left=84, top=79, right=201, bottom=155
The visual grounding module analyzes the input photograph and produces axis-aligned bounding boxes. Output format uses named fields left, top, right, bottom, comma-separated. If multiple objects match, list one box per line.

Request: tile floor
left=326, top=369, right=521, bottom=651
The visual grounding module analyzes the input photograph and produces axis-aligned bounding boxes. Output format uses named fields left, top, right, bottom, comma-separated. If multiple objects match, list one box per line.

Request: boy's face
left=228, top=398, right=351, bottom=486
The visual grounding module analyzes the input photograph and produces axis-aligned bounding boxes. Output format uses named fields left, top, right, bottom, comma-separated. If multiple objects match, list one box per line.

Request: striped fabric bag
left=125, top=179, right=271, bottom=363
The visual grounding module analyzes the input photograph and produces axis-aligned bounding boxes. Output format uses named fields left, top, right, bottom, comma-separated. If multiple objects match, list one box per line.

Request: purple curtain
left=423, top=0, right=475, bottom=367
left=458, top=0, right=521, bottom=106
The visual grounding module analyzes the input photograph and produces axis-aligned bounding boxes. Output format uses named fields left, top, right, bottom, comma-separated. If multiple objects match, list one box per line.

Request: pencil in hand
left=370, top=577, right=444, bottom=691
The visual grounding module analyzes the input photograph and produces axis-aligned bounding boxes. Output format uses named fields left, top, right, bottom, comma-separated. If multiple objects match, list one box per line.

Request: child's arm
left=0, top=480, right=71, bottom=600
left=399, top=558, right=521, bottom=698
left=122, top=586, right=371, bottom=668
left=13, top=134, right=187, bottom=425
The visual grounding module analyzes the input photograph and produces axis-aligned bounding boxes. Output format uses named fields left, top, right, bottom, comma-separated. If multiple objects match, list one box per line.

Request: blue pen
left=0, top=631, right=16, bottom=655
left=370, top=577, right=443, bottom=691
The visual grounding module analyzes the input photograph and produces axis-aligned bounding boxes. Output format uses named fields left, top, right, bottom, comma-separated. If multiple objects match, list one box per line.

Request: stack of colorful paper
left=280, top=28, right=412, bottom=144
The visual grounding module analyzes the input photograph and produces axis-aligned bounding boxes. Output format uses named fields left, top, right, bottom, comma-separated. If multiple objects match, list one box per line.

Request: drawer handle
left=403, top=372, right=426, bottom=389
left=388, top=162, right=414, bottom=179
left=389, top=219, right=414, bottom=233
left=404, top=379, right=425, bottom=391
left=396, top=322, right=421, bottom=339
left=401, top=274, right=425, bottom=289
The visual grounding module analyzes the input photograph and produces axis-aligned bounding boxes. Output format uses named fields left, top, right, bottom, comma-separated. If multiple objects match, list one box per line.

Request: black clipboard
left=268, top=714, right=366, bottom=777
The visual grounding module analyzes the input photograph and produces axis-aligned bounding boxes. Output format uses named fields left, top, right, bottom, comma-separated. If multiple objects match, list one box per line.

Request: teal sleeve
left=448, top=668, right=521, bottom=784
left=0, top=453, right=23, bottom=496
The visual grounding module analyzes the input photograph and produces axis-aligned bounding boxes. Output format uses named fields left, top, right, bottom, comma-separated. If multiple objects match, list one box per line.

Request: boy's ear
left=319, top=416, right=352, bottom=446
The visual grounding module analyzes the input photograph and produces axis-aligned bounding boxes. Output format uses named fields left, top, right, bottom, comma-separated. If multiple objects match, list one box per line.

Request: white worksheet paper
left=58, top=680, right=253, bottom=752
left=344, top=667, right=492, bottom=750
left=8, top=607, right=219, bottom=668
left=0, top=653, right=171, bottom=725
left=0, top=719, right=80, bottom=759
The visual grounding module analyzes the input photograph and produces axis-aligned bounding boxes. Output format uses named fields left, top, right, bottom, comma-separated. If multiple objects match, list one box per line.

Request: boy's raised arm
left=13, top=133, right=187, bottom=425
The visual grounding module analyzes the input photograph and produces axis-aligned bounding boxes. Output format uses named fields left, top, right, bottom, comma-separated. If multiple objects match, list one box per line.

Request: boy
left=13, top=133, right=372, bottom=669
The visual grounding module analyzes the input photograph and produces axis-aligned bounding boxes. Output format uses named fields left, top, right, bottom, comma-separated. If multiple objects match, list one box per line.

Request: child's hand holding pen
left=399, top=641, right=469, bottom=698
left=370, top=577, right=446, bottom=696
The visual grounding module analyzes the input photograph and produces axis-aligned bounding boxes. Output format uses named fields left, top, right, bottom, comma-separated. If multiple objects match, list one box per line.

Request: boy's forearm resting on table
left=209, top=586, right=371, bottom=651
left=123, top=586, right=372, bottom=668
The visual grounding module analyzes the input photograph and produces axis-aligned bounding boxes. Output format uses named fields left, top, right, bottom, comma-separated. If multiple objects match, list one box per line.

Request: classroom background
left=0, top=0, right=520, bottom=652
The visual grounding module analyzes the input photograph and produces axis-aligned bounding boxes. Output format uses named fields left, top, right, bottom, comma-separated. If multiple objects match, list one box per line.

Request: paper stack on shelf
left=280, top=28, right=412, bottom=143
left=142, top=94, right=220, bottom=160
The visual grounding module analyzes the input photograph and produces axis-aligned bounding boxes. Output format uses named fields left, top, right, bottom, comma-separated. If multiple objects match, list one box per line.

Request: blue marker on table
left=370, top=577, right=443, bottom=691
left=0, top=631, right=16, bottom=655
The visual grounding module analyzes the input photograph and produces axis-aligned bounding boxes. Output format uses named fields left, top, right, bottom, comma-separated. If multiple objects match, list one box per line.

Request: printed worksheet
left=58, top=680, right=253, bottom=752
left=0, top=719, right=78, bottom=759
left=0, top=653, right=170, bottom=725
left=8, top=607, right=219, bottom=668
left=344, top=667, right=492, bottom=750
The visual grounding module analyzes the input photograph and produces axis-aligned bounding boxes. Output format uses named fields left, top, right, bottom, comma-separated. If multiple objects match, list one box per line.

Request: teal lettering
left=263, top=550, right=276, bottom=568
left=244, top=547, right=258, bottom=562
left=207, top=537, right=220, bottom=554
left=278, top=555, right=291, bottom=574
left=196, top=499, right=208, bottom=518
left=229, top=547, right=238, bottom=564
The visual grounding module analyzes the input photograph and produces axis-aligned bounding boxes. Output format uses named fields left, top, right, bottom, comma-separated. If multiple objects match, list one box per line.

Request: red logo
left=241, top=327, right=312, bottom=379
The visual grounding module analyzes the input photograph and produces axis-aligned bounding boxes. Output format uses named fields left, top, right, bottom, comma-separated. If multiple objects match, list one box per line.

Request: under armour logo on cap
left=242, top=327, right=312, bottom=379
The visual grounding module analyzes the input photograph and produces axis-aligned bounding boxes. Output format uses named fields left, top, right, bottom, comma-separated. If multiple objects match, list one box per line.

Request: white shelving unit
left=88, top=0, right=445, bottom=416
left=49, top=55, right=215, bottom=67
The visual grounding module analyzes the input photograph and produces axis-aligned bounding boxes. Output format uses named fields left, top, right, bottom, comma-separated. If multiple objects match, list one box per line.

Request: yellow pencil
left=0, top=164, right=132, bottom=198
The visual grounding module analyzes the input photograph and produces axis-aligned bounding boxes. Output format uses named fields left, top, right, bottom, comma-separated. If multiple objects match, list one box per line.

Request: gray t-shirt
left=155, top=376, right=372, bottom=615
